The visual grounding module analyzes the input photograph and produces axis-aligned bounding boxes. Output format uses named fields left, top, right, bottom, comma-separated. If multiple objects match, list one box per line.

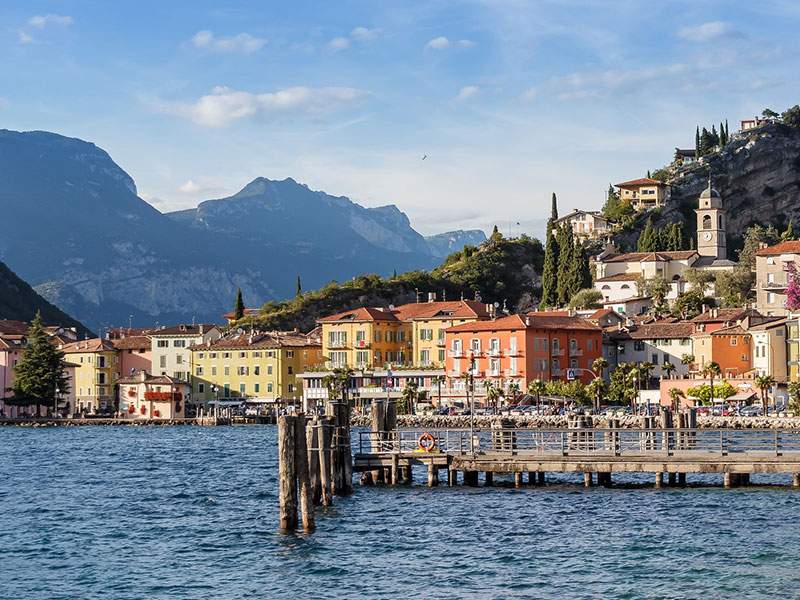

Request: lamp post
left=566, top=368, right=603, bottom=412
left=468, top=355, right=476, bottom=454
left=54, top=386, right=60, bottom=418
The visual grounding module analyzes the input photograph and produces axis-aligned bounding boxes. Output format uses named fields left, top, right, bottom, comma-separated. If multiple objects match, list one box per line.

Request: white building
left=151, top=324, right=222, bottom=383
left=554, top=209, right=614, bottom=241
left=604, top=321, right=695, bottom=381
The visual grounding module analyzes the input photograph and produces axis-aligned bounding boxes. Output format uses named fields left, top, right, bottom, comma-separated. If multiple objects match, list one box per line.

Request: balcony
left=760, top=281, right=788, bottom=291
left=436, top=338, right=446, bottom=347
left=551, top=348, right=565, bottom=357
left=353, top=340, right=371, bottom=349
left=551, top=368, right=564, bottom=377
left=569, top=347, right=583, bottom=357
left=448, top=349, right=464, bottom=358
left=505, top=348, right=521, bottom=356
left=504, top=369, right=519, bottom=377
left=328, top=340, right=348, bottom=349
left=447, top=370, right=462, bottom=378
left=487, top=370, right=502, bottom=377
left=488, top=348, right=501, bottom=357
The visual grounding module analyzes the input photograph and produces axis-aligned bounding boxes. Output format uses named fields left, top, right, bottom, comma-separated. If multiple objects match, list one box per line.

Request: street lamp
left=54, top=386, right=60, bottom=418
left=566, top=368, right=604, bottom=412
left=468, top=355, right=476, bottom=454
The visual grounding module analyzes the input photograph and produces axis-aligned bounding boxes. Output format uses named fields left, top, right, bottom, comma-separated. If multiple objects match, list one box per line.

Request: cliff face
left=613, top=123, right=800, bottom=254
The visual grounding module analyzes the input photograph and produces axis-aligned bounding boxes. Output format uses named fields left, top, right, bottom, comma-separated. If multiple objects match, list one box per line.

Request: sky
left=2, top=1, right=800, bottom=238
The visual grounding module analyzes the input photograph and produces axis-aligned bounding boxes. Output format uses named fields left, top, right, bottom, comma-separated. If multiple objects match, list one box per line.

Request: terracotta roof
left=112, top=335, right=152, bottom=350
left=710, top=324, right=749, bottom=336
left=317, top=307, right=400, bottom=323
left=755, top=240, right=800, bottom=256
left=0, top=320, right=30, bottom=336
left=625, top=322, right=695, bottom=340
left=393, top=300, right=491, bottom=321
left=588, top=308, right=619, bottom=321
left=150, top=324, right=219, bottom=336
left=60, top=338, right=117, bottom=353
left=595, top=273, right=641, bottom=282
left=446, top=314, right=601, bottom=333
left=106, top=327, right=157, bottom=339
left=691, top=308, right=751, bottom=323
left=600, top=251, right=697, bottom=263
left=615, top=177, right=668, bottom=188
left=747, top=317, right=788, bottom=331
left=194, top=330, right=321, bottom=351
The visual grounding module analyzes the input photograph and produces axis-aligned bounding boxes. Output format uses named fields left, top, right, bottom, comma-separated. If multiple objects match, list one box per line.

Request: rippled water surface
left=2, top=425, right=800, bottom=600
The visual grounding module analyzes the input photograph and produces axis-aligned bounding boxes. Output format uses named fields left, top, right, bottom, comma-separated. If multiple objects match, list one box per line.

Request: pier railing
left=357, top=428, right=800, bottom=457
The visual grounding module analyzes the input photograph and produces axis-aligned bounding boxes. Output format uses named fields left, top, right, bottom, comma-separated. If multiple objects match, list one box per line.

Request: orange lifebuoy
left=418, top=432, right=437, bottom=452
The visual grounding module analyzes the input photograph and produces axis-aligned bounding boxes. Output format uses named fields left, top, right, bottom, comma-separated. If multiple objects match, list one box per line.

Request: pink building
left=112, top=335, right=152, bottom=379
left=116, top=371, right=188, bottom=419
left=0, top=320, right=28, bottom=414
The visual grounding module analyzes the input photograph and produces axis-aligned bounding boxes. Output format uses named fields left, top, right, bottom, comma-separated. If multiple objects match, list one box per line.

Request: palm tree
left=507, top=381, right=520, bottom=404
left=587, top=377, right=607, bottom=412
left=485, top=383, right=503, bottom=414
left=401, top=381, right=419, bottom=415
left=668, top=387, right=686, bottom=412
left=527, top=379, right=545, bottom=412
left=639, top=362, right=655, bottom=390
left=592, top=357, right=608, bottom=378
left=755, top=374, right=776, bottom=415
left=433, top=375, right=445, bottom=407
left=680, top=354, right=695, bottom=376
left=702, top=362, right=722, bottom=405
left=662, top=361, right=676, bottom=380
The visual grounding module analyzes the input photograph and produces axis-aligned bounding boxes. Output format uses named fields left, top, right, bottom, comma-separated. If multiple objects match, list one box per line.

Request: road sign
left=566, top=368, right=578, bottom=381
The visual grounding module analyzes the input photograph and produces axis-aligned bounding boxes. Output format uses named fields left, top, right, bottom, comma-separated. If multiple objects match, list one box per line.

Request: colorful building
left=151, top=324, right=222, bottom=383
left=60, top=338, right=120, bottom=413
left=692, top=325, right=752, bottom=379
left=754, top=240, right=800, bottom=316
left=317, top=307, right=410, bottom=369
left=117, top=371, right=188, bottom=419
left=554, top=209, right=614, bottom=241
left=190, top=329, right=322, bottom=404
left=112, top=334, right=152, bottom=378
left=605, top=321, right=695, bottom=381
left=615, top=177, right=670, bottom=210
left=444, top=313, right=603, bottom=395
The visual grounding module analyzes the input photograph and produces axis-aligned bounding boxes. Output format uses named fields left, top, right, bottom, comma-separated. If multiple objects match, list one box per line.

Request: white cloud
left=328, top=36, right=350, bottom=51
left=177, top=178, right=225, bottom=195
left=18, top=30, right=33, bottom=44
left=152, top=85, right=370, bottom=128
left=351, top=27, right=379, bottom=42
left=191, top=30, right=266, bottom=54
left=456, top=85, right=479, bottom=101
left=677, top=21, right=736, bottom=42
left=28, top=14, right=73, bottom=28
left=426, top=36, right=474, bottom=50
left=426, top=36, right=450, bottom=50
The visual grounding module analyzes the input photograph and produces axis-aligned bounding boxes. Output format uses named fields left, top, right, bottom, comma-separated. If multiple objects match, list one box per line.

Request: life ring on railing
left=418, top=432, right=437, bottom=452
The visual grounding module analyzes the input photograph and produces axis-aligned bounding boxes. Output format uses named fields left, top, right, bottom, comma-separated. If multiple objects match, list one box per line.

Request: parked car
left=739, top=405, right=763, bottom=417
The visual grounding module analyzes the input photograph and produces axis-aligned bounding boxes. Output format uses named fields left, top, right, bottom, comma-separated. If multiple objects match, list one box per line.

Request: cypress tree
left=725, top=119, right=729, bottom=140
left=234, top=288, right=245, bottom=320
left=647, top=170, right=651, bottom=178
left=539, top=220, right=559, bottom=309
left=638, top=217, right=655, bottom=252
left=556, top=224, right=574, bottom=305
left=10, top=312, right=70, bottom=414
left=551, top=192, right=559, bottom=221
left=695, top=126, right=700, bottom=155
left=568, top=242, right=591, bottom=298
left=296, top=275, right=302, bottom=297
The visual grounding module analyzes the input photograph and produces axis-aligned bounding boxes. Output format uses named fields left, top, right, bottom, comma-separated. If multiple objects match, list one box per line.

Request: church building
left=594, top=177, right=736, bottom=307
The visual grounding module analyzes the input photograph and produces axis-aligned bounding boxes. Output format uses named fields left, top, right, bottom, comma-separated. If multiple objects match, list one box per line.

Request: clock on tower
left=695, top=177, right=727, bottom=260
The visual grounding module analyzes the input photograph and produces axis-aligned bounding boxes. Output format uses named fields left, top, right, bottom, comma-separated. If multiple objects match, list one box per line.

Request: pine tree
left=556, top=224, right=574, bottom=305
left=234, top=288, right=245, bottom=320
left=296, top=275, right=302, bottom=297
left=539, top=224, right=559, bottom=309
left=10, top=312, right=70, bottom=413
left=551, top=192, right=559, bottom=221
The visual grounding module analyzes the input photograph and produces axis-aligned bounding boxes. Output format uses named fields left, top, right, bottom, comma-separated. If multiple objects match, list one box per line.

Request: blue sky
left=2, top=1, right=800, bottom=237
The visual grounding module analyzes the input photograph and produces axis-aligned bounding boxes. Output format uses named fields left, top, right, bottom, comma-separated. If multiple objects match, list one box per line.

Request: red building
left=444, top=314, right=603, bottom=393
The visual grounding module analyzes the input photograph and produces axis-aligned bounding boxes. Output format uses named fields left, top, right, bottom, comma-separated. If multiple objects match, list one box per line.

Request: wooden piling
left=667, top=472, right=677, bottom=486
left=307, top=419, right=321, bottom=505
left=464, top=470, right=479, bottom=486
left=537, top=471, right=546, bottom=485
left=370, top=400, right=386, bottom=484
left=654, top=472, right=663, bottom=488
left=294, top=415, right=315, bottom=532
left=793, top=473, right=800, bottom=488
left=317, top=417, right=333, bottom=506
left=583, top=472, right=593, bottom=487
left=390, top=454, right=399, bottom=486
left=278, top=415, right=298, bottom=531
left=427, top=462, right=439, bottom=487
left=404, top=464, right=413, bottom=484
left=723, top=472, right=733, bottom=488
left=485, top=471, right=494, bottom=486
left=678, top=472, right=686, bottom=486
left=447, top=467, right=457, bottom=486
left=514, top=472, right=523, bottom=487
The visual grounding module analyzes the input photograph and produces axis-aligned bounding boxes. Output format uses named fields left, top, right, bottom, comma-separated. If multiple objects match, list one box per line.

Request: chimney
left=139, top=370, right=147, bottom=382
left=525, top=316, right=531, bottom=327
left=712, top=308, right=719, bottom=318
left=428, top=292, right=436, bottom=303
left=199, top=325, right=204, bottom=334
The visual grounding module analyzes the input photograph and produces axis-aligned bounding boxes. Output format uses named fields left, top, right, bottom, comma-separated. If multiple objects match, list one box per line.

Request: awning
left=728, top=391, right=757, bottom=402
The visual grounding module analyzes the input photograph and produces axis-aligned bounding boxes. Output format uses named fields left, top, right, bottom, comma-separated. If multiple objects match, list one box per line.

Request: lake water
left=1, top=425, right=799, bottom=600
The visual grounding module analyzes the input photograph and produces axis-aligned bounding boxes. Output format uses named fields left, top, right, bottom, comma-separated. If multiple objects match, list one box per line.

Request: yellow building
left=615, top=177, right=670, bottom=210
left=190, top=329, right=322, bottom=403
left=316, top=300, right=492, bottom=369
left=317, top=307, right=411, bottom=369
left=60, top=338, right=119, bottom=413
left=397, top=300, right=490, bottom=367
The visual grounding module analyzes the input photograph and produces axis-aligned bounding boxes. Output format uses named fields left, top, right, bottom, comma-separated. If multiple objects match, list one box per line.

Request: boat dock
left=353, top=427, right=800, bottom=488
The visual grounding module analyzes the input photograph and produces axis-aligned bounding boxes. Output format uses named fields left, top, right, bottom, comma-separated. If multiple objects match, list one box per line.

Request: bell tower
left=695, top=176, right=727, bottom=260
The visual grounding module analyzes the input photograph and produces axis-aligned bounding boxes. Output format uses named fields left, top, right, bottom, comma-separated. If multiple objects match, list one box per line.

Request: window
left=730, top=337, right=737, bottom=346
left=254, top=366, right=260, bottom=376
left=420, top=328, right=434, bottom=341
left=287, top=366, right=294, bottom=375
left=211, top=366, right=217, bottom=376
left=470, top=339, right=481, bottom=352
left=198, top=383, right=205, bottom=393
left=287, top=350, right=294, bottom=358
left=239, top=383, right=246, bottom=394
left=356, top=330, right=366, bottom=342
left=329, top=331, right=347, bottom=347
left=159, top=356, right=167, bottom=368
left=702, top=215, right=712, bottom=230
left=652, top=353, right=658, bottom=364
left=767, top=292, right=776, bottom=304
left=489, top=338, right=500, bottom=354
left=634, top=341, right=645, bottom=352
left=254, top=383, right=260, bottom=393
left=253, top=352, right=261, bottom=358
left=767, top=273, right=775, bottom=283
left=267, top=365, right=273, bottom=375
left=570, top=359, right=578, bottom=368
left=223, top=352, right=230, bottom=359
left=176, top=354, right=183, bottom=365
left=174, top=340, right=186, bottom=348
left=197, top=352, right=204, bottom=360
left=420, top=349, right=430, bottom=366
left=288, top=384, right=294, bottom=393
left=355, top=350, right=369, bottom=365
left=224, top=366, right=230, bottom=376
left=157, top=340, right=169, bottom=348
left=374, top=330, right=382, bottom=343
left=267, top=383, right=274, bottom=393
left=489, top=358, right=500, bottom=375
left=98, top=356, right=106, bottom=368
left=239, top=352, right=246, bottom=358
left=210, top=352, right=217, bottom=359
left=195, top=367, right=204, bottom=376
left=438, top=349, right=445, bottom=363
left=237, top=366, right=248, bottom=375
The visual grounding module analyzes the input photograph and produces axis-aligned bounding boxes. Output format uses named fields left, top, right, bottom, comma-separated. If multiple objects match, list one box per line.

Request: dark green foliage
left=738, top=224, right=780, bottom=269
left=568, top=288, right=602, bottom=310
left=695, top=126, right=700, bottom=154
left=234, top=288, right=245, bottom=320
left=638, top=218, right=683, bottom=252
left=782, top=219, right=796, bottom=241
left=296, top=275, right=302, bottom=297
left=602, top=185, right=634, bottom=223
left=762, top=108, right=780, bottom=119
left=490, top=225, right=502, bottom=241
left=540, top=199, right=560, bottom=309
left=698, top=126, right=719, bottom=157
left=783, top=105, right=800, bottom=128
left=550, top=193, right=558, bottom=221
left=555, top=224, right=574, bottom=305
left=637, top=217, right=656, bottom=251
left=10, top=313, right=70, bottom=409
left=239, top=236, right=545, bottom=332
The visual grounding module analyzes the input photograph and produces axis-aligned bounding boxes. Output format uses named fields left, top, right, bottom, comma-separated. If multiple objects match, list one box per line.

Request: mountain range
left=0, top=129, right=484, bottom=328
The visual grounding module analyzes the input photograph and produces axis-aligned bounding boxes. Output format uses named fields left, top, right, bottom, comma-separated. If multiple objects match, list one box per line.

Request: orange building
left=444, top=314, right=603, bottom=394
left=692, top=324, right=752, bottom=379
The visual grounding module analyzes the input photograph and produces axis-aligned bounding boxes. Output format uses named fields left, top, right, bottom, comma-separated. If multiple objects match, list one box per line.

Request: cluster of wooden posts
left=277, top=400, right=353, bottom=532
